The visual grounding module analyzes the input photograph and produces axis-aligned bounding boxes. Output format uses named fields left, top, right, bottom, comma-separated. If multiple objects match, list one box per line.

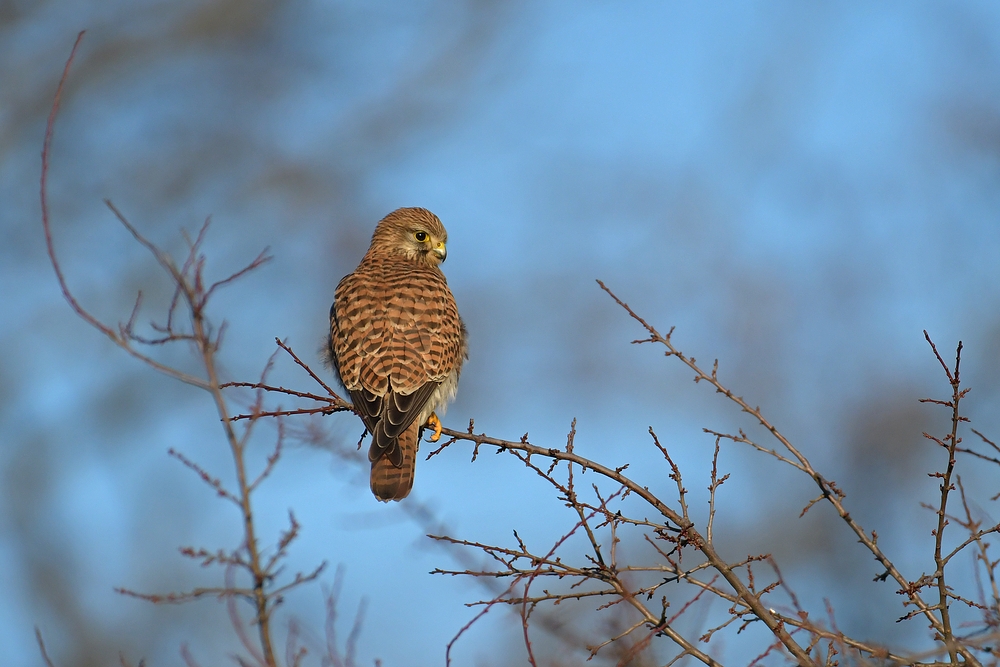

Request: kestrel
left=327, top=208, right=467, bottom=501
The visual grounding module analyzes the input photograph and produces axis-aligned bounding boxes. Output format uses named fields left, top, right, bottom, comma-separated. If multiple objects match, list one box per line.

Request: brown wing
left=329, top=260, right=462, bottom=465
left=349, top=383, right=439, bottom=465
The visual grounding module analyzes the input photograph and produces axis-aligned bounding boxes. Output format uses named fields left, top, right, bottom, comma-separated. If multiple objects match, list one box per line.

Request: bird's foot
left=425, top=413, right=443, bottom=442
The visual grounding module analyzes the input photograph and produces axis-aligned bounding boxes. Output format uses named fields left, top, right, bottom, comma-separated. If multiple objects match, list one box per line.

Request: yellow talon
left=425, top=412, right=443, bottom=442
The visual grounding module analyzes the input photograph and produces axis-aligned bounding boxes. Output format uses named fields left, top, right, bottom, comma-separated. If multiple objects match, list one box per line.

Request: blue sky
left=4, top=2, right=1000, bottom=665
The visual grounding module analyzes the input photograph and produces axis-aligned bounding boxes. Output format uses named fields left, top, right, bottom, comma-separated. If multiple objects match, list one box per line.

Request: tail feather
left=370, top=421, right=419, bottom=501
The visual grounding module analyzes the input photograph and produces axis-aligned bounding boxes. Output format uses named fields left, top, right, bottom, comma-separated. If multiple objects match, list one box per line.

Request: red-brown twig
left=595, top=280, right=980, bottom=664
left=922, top=333, right=967, bottom=663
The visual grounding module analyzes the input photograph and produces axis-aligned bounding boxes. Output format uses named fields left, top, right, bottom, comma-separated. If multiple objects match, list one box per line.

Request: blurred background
left=4, top=1, right=1000, bottom=665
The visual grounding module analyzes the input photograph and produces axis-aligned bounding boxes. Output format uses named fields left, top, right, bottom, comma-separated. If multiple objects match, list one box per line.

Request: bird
left=327, top=207, right=467, bottom=501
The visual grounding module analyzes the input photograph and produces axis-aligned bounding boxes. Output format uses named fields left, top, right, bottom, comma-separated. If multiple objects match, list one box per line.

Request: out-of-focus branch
left=35, top=628, right=57, bottom=667
left=41, top=32, right=210, bottom=391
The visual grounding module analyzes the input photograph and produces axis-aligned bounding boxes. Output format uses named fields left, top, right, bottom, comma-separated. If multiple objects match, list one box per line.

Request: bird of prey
left=328, top=207, right=467, bottom=501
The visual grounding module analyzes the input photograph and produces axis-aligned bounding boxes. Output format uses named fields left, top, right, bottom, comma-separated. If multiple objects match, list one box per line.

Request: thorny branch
left=242, top=282, right=1000, bottom=665
left=921, top=333, right=967, bottom=663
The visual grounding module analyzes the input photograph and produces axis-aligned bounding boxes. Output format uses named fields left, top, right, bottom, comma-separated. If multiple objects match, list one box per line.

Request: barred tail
left=370, top=421, right=418, bottom=501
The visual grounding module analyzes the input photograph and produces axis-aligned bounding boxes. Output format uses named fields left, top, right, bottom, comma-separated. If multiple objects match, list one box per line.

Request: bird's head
left=369, top=207, right=449, bottom=268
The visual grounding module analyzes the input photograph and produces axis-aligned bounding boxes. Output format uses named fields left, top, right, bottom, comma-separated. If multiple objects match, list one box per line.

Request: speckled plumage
left=328, top=207, right=466, bottom=501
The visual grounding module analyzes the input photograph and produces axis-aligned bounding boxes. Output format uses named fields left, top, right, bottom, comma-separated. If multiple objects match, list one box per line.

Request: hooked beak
left=432, top=242, right=447, bottom=262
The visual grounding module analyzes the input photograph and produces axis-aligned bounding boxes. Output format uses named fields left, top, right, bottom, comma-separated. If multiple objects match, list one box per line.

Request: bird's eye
left=414, top=231, right=428, bottom=242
